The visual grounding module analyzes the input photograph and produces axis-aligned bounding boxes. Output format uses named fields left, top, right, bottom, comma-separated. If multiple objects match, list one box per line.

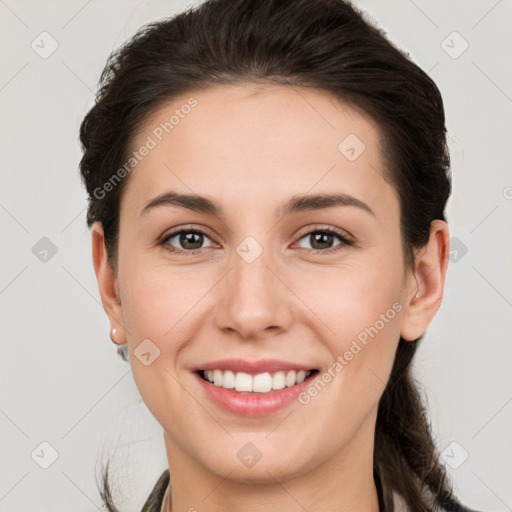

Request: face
left=94, top=84, right=446, bottom=485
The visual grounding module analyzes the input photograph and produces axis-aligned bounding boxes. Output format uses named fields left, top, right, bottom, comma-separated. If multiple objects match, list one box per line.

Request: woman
left=79, top=0, right=481, bottom=510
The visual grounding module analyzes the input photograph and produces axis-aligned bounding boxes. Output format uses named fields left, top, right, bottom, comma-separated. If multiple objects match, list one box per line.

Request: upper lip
left=194, top=358, right=317, bottom=374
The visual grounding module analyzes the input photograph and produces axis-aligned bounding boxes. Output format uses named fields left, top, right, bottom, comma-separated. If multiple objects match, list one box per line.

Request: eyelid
left=294, top=224, right=355, bottom=244
left=159, top=223, right=216, bottom=242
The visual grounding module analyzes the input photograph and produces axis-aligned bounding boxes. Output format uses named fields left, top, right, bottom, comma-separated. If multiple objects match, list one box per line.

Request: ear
left=400, top=219, right=450, bottom=342
left=91, top=222, right=127, bottom=344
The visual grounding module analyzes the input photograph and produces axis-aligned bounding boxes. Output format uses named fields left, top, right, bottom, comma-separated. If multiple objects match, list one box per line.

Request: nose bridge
left=233, top=235, right=274, bottom=296
left=215, top=233, right=293, bottom=338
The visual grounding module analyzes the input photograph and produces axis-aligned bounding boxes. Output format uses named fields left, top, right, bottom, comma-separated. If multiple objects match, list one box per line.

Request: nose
left=214, top=243, right=294, bottom=341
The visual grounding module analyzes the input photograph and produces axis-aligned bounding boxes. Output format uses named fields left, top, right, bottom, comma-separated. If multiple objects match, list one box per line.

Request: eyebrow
left=140, top=190, right=375, bottom=218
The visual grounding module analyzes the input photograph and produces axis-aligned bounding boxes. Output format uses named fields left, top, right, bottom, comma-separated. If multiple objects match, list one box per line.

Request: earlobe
left=400, top=220, right=450, bottom=342
left=91, top=222, right=127, bottom=344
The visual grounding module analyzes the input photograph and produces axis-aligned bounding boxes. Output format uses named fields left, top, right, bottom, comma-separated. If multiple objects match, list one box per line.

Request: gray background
left=1, top=0, right=511, bottom=511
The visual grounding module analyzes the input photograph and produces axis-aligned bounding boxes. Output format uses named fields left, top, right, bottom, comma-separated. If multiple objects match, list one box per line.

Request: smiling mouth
left=197, top=369, right=319, bottom=393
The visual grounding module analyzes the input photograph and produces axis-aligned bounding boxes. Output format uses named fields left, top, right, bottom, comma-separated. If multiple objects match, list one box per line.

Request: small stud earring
left=110, top=328, right=118, bottom=343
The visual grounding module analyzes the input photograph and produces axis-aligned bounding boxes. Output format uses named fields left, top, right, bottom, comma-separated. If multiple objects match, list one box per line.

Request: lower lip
left=194, top=371, right=318, bottom=417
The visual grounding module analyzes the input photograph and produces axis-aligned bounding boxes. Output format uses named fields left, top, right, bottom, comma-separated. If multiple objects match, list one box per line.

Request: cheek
left=118, top=256, right=211, bottom=338
left=118, top=267, right=200, bottom=425
left=293, top=253, right=404, bottom=399
left=117, top=262, right=218, bottom=415
left=292, top=254, right=404, bottom=344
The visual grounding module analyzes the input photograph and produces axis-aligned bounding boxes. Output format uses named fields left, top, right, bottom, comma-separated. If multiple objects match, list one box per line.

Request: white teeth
left=222, top=370, right=235, bottom=389
left=234, top=372, right=253, bottom=392
left=296, top=370, right=306, bottom=384
left=213, top=369, right=223, bottom=386
left=202, top=369, right=312, bottom=393
left=253, top=372, right=272, bottom=393
left=272, top=371, right=286, bottom=390
left=285, top=370, right=296, bottom=387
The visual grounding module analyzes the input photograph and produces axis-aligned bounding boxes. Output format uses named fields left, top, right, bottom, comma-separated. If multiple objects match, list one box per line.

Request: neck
left=163, top=412, right=381, bottom=512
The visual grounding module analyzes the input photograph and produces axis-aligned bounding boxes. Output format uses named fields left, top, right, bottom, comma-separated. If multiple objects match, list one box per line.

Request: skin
left=92, top=84, right=449, bottom=511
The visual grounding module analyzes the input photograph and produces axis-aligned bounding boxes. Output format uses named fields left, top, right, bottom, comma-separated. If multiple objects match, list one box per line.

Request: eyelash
left=159, top=225, right=355, bottom=256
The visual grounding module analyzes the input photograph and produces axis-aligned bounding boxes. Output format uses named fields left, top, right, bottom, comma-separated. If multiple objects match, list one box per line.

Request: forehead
left=123, top=84, right=398, bottom=221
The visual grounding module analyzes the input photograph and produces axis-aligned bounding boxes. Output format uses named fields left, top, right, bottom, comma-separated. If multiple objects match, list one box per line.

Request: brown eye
left=305, top=232, right=336, bottom=250
left=295, top=228, right=353, bottom=253
left=162, top=229, right=214, bottom=252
